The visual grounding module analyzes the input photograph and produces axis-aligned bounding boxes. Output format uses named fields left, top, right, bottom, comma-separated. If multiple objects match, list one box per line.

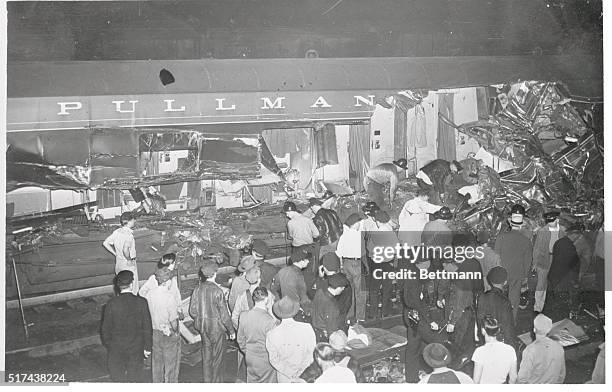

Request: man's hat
left=272, top=296, right=300, bottom=319
left=321, top=252, right=341, bottom=272
left=245, top=266, right=261, bottom=284
left=487, top=266, right=508, bottom=285
left=308, top=197, right=323, bottom=207
left=282, top=201, right=298, bottom=213
left=329, top=330, right=350, bottom=352
left=238, top=255, right=258, bottom=272
left=534, top=314, right=553, bottom=334
left=251, top=239, right=270, bottom=256
left=544, top=210, right=560, bottom=223
left=434, top=206, right=453, bottom=220
left=116, top=270, right=134, bottom=287
left=328, top=273, right=349, bottom=289
left=422, top=343, right=452, bottom=368
left=200, top=262, right=219, bottom=278
left=154, top=267, right=173, bottom=285
left=374, top=209, right=390, bottom=223
left=393, top=158, right=409, bottom=170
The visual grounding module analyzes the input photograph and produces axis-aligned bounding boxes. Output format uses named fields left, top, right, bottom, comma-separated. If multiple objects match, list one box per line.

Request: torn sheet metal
left=448, top=81, right=603, bottom=231
left=7, top=130, right=262, bottom=190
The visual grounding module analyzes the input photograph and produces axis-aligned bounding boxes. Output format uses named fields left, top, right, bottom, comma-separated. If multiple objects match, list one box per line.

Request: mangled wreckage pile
left=440, top=81, right=603, bottom=235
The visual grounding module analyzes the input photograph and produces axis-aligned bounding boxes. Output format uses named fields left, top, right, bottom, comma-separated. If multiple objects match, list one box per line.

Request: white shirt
left=335, top=225, right=362, bottom=259
left=104, top=226, right=136, bottom=273
left=549, top=225, right=560, bottom=253
left=266, top=318, right=316, bottom=380
left=315, top=365, right=357, bottom=383
left=139, top=274, right=181, bottom=306
left=472, top=341, right=517, bottom=384
left=144, top=285, right=180, bottom=333
left=416, top=170, right=433, bottom=185
left=398, top=198, right=440, bottom=232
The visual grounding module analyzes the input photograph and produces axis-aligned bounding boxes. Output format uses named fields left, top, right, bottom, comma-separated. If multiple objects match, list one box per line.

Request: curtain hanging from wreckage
left=6, top=129, right=262, bottom=191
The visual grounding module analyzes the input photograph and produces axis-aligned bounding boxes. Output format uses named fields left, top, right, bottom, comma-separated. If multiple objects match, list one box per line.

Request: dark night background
left=7, top=0, right=603, bottom=61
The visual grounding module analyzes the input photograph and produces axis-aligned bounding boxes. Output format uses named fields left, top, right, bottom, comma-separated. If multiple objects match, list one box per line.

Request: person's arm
left=389, top=172, right=398, bottom=203
left=102, top=232, right=117, bottom=257
left=237, top=314, right=247, bottom=352
left=517, top=348, right=533, bottom=383
left=473, top=362, right=484, bottom=384
left=217, top=290, right=235, bottom=336
left=101, top=301, right=113, bottom=347
left=171, top=277, right=183, bottom=316
left=231, top=294, right=246, bottom=330
left=128, top=235, right=137, bottom=260
left=188, top=286, right=200, bottom=321
left=508, top=356, right=518, bottom=384
left=141, top=300, right=153, bottom=353
left=309, top=218, right=320, bottom=239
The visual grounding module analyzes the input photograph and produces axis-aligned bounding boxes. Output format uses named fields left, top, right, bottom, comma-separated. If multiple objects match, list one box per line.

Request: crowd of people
left=99, top=154, right=604, bottom=383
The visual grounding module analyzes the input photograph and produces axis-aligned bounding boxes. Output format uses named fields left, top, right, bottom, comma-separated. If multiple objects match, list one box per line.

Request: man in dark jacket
left=401, top=259, right=449, bottom=382
left=101, top=270, right=153, bottom=382
left=476, top=266, right=517, bottom=350
left=548, top=228, right=581, bottom=304
left=308, top=252, right=352, bottom=323
left=444, top=233, right=484, bottom=365
left=250, top=239, right=280, bottom=290
left=308, top=197, right=343, bottom=270
left=416, top=159, right=462, bottom=204
left=312, top=274, right=350, bottom=341
left=189, top=262, right=235, bottom=383
left=270, top=249, right=313, bottom=313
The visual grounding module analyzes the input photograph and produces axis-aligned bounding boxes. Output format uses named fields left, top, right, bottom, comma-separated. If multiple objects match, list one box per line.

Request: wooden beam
left=5, top=335, right=101, bottom=357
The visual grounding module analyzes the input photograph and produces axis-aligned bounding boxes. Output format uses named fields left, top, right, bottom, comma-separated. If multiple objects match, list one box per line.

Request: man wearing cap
left=237, top=287, right=279, bottom=383
left=251, top=239, right=280, bottom=290
left=307, top=197, right=343, bottom=258
left=476, top=266, right=517, bottom=349
left=532, top=211, right=564, bottom=313
left=270, top=249, right=312, bottom=313
left=495, top=205, right=533, bottom=321
left=266, top=297, right=317, bottom=382
left=103, top=211, right=140, bottom=295
left=143, top=268, right=182, bottom=383
left=229, top=255, right=258, bottom=312
left=416, top=159, right=462, bottom=204
left=101, top=270, right=153, bottom=382
left=283, top=201, right=320, bottom=270
left=312, top=273, right=350, bottom=341
left=398, top=190, right=441, bottom=246
left=139, top=254, right=182, bottom=320
left=308, top=252, right=352, bottom=324
left=363, top=159, right=408, bottom=208
left=189, top=262, right=235, bottom=383
left=518, top=314, right=565, bottom=383
left=421, top=206, right=454, bottom=308
left=231, top=266, right=265, bottom=329
left=336, top=213, right=368, bottom=322
left=418, top=343, right=473, bottom=384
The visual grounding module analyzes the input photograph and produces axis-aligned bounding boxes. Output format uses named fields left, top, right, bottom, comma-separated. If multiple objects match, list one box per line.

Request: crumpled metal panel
left=453, top=81, right=602, bottom=231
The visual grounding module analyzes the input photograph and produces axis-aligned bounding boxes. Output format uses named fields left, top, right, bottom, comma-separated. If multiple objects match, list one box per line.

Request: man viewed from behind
left=518, top=314, right=566, bottom=383
left=101, top=270, right=152, bottom=382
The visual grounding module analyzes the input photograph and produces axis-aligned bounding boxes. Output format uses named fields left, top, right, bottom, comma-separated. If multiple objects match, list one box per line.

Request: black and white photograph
left=2, top=0, right=607, bottom=385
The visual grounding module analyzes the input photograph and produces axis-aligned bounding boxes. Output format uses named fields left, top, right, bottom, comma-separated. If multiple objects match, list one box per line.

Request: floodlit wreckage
left=445, top=81, right=603, bottom=235
left=5, top=57, right=603, bottom=298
